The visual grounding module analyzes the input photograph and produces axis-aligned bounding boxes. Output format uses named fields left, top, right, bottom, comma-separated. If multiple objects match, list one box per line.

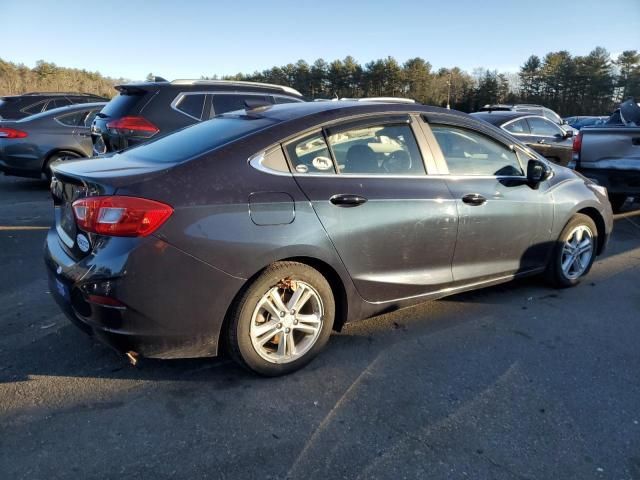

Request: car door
left=426, top=120, right=554, bottom=283
left=526, top=116, right=572, bottom=166
left=285, top=114, right=458, bottom=303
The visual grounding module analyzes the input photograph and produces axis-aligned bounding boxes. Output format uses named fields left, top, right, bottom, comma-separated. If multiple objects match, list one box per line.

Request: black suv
left=0, top=92, right=108, bottom=120
left=90, top=79, right=305, bottom=154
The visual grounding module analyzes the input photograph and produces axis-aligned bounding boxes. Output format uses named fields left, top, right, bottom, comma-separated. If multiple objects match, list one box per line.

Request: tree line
left=2, top=47, right=639, bottom=116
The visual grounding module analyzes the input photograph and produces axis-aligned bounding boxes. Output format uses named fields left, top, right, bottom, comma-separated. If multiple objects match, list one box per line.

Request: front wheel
left=545, top=213, right=597, bottom=288
left=226, top=262, right=335, bottom=376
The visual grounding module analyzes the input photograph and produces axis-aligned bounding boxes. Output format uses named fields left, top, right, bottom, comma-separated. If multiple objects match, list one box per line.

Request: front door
left=285, top=116, right=458, bottom=303
left=427, top=122, right=555, bottom=283
left=526, top=116, right=573, bottom=166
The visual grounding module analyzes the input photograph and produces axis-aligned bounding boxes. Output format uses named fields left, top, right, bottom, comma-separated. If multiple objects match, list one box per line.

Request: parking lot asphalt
left=0, top=173, right=639, bottom=480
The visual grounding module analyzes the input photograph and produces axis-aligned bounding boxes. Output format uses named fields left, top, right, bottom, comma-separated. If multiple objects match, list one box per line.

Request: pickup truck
left=571, top=99, right=640, bottom=212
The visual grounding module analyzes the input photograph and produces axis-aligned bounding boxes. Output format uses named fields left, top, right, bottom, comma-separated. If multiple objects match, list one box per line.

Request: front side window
left=431, top=125, right=523, bottom=176
left=175, top=93, right=206, bottom=120
left=543, top=109, right=562, bottom=124
left=503, top=118, right=530, bottom=134
left=327, top=123, right=425, bottom=175
left=527, top=117, right=563, bottom=137
left=285, top=133, right=336, bottom=174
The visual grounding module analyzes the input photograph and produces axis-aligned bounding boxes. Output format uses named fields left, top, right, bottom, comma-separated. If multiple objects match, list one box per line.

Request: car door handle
left=538, top=139, right=546, bottom=144
left=462, top=193, right=486, bottom=206
left=330, top=194, right=368, bottom=207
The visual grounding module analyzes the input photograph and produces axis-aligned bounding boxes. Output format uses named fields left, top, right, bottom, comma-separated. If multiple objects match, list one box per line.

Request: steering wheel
left=382, top=150, right=411, bottom=173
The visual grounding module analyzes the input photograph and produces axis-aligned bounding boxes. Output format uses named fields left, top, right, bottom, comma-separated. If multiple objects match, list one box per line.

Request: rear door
left=426, top=120, right=554, bottom=283
left=285, top=114, right=458, bottom=303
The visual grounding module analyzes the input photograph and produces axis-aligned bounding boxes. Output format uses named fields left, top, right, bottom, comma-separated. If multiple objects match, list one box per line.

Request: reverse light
left=0, top=127, right=28, bottom=139
left=72, top=196, right=173, bottom=237
left=106, top=116, right=159, bottom=138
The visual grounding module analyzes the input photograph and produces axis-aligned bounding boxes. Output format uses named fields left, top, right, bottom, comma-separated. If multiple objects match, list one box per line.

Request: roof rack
left=169, top=79, right=302, bottom=97
left=20, top=92, right=103, bottom=97
left=341, top=97, right=416, bottom=104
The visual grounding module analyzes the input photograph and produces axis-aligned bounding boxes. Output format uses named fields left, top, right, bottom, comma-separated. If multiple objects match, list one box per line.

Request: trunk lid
left=50, top=154, right=173, bottom=257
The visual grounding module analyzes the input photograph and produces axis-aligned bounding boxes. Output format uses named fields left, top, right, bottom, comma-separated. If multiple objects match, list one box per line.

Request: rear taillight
left=72, top=196, right=173, bottom=237
left=0, top=127, right=28, bottom=139
left=572, top=131, right=582, bottom=163
left=106, top=116, right=159, bottom=138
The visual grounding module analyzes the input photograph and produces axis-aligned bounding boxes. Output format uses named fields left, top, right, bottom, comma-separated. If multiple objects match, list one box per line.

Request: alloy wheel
left=249, top=280, right=324, bottom=364
left=560, top=225, right=594, bottom=280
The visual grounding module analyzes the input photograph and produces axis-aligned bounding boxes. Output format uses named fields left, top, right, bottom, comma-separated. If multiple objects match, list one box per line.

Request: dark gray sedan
left=45, top=101, right=613, bottom=376
left=0, top=102, right=105, bottom=179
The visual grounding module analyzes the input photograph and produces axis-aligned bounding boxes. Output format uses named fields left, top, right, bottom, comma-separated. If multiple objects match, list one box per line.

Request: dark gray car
left=44, top=101, right=614, bottom=376
left=0, top=102, right=105, bottom=179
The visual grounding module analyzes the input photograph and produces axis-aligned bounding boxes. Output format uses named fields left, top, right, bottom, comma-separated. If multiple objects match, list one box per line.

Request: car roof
left=17, top=102, right=107, bottom=122
left=115, top=79, right=303, bottom=97
left=221, top=100, right=465, bottom=124
left=470, top=110, right=534, bottom=126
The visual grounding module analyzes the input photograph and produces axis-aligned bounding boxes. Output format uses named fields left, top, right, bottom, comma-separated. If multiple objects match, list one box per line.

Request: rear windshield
left=101, top=93, right=144, bottom=117
left=125, top=115, right=279, bottom=163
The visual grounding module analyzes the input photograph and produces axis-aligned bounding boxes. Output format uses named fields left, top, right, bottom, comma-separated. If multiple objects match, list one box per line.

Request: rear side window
left=275, top=96, right=302, bottom=104
left=431, top=124, right=523, bottom=176
left=45, top=98, right=72, bottom=111
left=285, top=133, right=335, bottom=174
left=56, top=110, right=88, bottom=126
left=21, top=100, right=46, bottom=114
left=101, top=93, right=144, bottom=117
left=211, top=94, right=272, bottom=115
left=327, top=123, right=425, bottom=175
left=174, top=93, right=206, bottom=120
left=503, top=119, right=530, bottom=134
left=126, top=115, right=278, bottom=163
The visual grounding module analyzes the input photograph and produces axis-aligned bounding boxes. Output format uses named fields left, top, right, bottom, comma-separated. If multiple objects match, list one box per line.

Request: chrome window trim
left=170, top=91, right=208, bottom=121
left=249, top=150, right=293, bottom=177
left=20, top=99, right=47, bottom=114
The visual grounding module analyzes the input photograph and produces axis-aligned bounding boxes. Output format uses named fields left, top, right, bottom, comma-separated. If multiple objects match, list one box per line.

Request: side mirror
left=527, top=159, right=551, bottom=188
left=563, top=129, right=574, bottom=138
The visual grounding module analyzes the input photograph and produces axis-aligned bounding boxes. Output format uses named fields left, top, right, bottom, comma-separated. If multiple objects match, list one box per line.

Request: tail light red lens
left=572, top=131, right=582, bottom=155
left=106, top=116, right=159, bottom=138
left=72, top=196, right=173, bottom=237
left=0, top=127, right=28, bottom=139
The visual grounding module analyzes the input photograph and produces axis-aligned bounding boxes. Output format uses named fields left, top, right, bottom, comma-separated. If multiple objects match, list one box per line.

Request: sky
left=2, top=0, right=639, bottom=82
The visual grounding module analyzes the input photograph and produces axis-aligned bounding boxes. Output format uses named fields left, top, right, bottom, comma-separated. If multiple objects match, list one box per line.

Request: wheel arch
left=576, top=206, right=606, bottom=255
left=42, top=148, right=86, bottom=172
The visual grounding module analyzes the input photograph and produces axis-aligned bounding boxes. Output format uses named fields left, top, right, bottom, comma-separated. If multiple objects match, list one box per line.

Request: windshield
left=125, top=115, right=279, bottom=163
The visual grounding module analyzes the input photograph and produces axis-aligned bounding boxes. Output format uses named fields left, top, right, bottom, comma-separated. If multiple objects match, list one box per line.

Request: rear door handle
left=330, top=194, right=368, bottom=207
left=462, top=193, right=486, bottom=206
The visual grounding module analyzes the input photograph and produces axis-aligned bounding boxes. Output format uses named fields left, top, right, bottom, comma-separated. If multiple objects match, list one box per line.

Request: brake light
left=572, top=131, right=582, bottom=159
left=72, top=196, right=173, bottom=237
left=0, top=127, right=28, bottom=139
left=106, top=116, right=159, bottom=138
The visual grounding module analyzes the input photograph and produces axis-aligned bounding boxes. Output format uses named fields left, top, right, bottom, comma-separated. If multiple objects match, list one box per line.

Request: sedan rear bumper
left=44, top=228, right=246, bottom=359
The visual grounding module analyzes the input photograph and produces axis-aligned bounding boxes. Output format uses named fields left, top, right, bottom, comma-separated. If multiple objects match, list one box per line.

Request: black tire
left=226, top=261, right=335, bottom=376
left=609, top=194, right=627, bottom=213
left=545, top=213, right=598, bottom=288
left=43, top=151, right=82, bottom=181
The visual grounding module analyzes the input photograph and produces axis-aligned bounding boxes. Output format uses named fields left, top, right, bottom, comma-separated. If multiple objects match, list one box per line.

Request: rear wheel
left=545, top=213, right=597, bottom=288
left=226, top=262, right=335, bottom=376
left=609, top=194, right=628, bottom=213
left=43, top=151, right=82, bottom=181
